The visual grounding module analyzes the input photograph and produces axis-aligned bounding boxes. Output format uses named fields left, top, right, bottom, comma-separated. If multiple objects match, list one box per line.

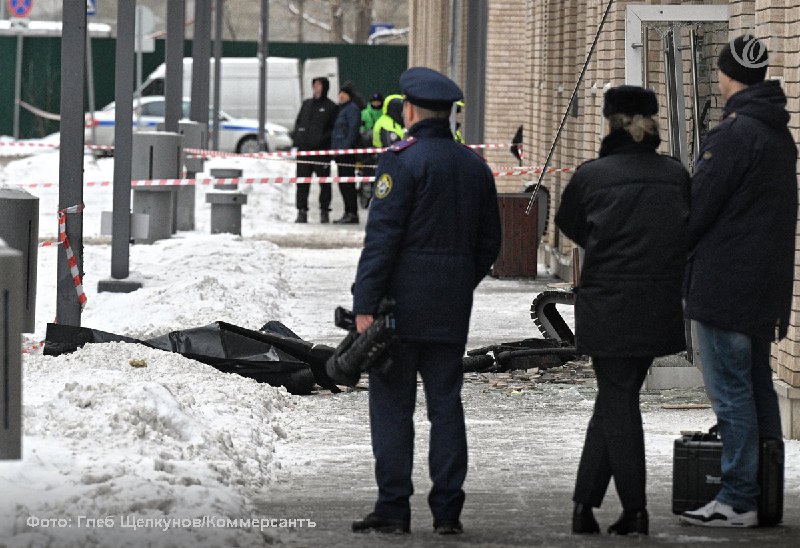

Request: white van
left=140, top=57, right=339, bottom=131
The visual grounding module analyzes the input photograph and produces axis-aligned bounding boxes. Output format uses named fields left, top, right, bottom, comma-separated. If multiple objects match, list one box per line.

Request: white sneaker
left=680, top=500, right=758, bottom=528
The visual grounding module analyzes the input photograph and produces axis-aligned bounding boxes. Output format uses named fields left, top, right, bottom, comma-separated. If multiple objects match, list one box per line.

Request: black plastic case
left=672, top=426, right=784, bottom=526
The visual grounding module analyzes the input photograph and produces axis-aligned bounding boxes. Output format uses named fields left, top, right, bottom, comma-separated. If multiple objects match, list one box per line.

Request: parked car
left=84, top=96, right=293, bottom=154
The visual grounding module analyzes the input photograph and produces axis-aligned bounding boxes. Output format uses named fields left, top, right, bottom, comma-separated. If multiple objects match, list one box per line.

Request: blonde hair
left=608, top=114, right=659, bottom=143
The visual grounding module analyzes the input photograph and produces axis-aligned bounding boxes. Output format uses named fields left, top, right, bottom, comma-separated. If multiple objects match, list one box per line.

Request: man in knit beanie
left=681, top=35, right=797, bottom=528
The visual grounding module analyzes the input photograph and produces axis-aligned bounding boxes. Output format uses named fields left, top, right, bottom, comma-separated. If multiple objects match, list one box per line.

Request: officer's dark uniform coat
left=350, top=67, right=501, bottom=528
left=353, top=118, right=502, bottom=344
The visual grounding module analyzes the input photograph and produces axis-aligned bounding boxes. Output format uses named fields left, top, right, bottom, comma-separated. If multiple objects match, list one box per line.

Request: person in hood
left=331, top=81, right=365, bottom=224
left=291, top=76, right=338, bottom=223
left=372, top=94, right=405, bottom=147
left=680, top=36, right=797, bottom=529
left=361, top=92, right=384, bottom=135
left=556, top=86, right=690, bottom=536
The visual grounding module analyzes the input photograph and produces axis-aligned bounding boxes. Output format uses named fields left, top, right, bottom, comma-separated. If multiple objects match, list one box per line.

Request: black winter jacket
left=291, top=94, right=338, bottom=151
left=684, top=80, right=798, bottom=340
left=556, top=131, right=690, bottom=358
left=331, top=100, right=362, bottom=150
left=353, top=118, right=502, bottom=344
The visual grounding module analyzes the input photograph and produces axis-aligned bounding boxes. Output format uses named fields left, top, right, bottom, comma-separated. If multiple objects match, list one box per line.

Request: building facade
left=409, top=0, right=800, bottom=439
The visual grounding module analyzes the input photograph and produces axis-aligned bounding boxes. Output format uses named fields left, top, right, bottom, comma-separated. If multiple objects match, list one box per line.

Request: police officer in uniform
left=351, top=67, right=502, bottom=535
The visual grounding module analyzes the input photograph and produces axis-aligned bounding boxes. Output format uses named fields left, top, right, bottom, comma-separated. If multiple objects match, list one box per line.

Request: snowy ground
left=0, top=140, right=798, bottom=547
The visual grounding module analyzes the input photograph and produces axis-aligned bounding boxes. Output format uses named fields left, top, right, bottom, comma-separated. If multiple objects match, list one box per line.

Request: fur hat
left=718, top=35, right=768, bottom=85
left=603, top=86, right=658, bottom=118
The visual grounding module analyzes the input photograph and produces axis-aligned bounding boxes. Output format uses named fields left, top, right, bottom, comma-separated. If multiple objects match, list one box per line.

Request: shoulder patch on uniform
left=375, top=173, right=394, bottom=199
left=388, top=136, right=417, bottom=152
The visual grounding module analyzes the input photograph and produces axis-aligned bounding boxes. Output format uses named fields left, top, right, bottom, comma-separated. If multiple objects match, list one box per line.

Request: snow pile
left=1, top=342, right=294, bottom=547
left=1, top=145, right=309, bottom=546
left=82, top=234, right=290, bottom=339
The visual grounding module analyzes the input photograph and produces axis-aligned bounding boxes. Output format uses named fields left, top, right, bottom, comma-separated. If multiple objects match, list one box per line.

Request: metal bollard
left=131, top=131, right=182, bottom=243
left=206, top=191, right=248, bottom=235
left=210, top=168, right=242, bottom=191
left=0, top=188, right=38, bottom=332
left=0, top=240, right=23, bottom=460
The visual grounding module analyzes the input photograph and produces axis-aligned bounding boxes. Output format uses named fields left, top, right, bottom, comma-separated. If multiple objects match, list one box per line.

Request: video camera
left=324, top=299, right=398, bottom=387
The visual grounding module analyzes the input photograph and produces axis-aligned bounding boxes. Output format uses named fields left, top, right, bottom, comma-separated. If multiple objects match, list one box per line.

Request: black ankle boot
left=295, top=209, right=308, bottom=223
left=572, top=503, right=600, bottom=534
left=352, top=513, right=409, bottom=534
left=607, top=508, right=648, bottom=535
left=333, top=212, right=360, bottom=224
left=320, top=209, right=330, bottom=223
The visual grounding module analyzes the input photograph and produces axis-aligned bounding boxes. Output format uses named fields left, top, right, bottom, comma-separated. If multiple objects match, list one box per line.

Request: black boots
left=333, top=212, right=360, bottom=224
left=607, top=509, right=649, bottom=535
left=433, top=520, right=463, bottom=535
left=295, top=209, right=331, bottom=223
left=572, top=503, right=600, bottom=534
left=352, top=513, right=409, bottom=534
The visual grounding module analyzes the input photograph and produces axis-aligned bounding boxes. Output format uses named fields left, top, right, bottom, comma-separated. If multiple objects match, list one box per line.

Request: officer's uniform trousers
left=368, top=341, right=468, bottom=523
left=573, top=357, right=652, bottom=512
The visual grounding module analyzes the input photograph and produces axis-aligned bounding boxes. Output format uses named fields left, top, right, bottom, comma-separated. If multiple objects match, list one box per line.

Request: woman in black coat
left=555, top=86, right=690, bottom=536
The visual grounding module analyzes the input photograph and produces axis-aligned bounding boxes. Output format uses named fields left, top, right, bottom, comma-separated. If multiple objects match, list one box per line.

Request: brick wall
left=408, top=0, right=800, bottom=396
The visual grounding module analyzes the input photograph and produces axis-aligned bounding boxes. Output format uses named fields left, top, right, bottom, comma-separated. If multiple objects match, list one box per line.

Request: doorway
left=624, top=5, right=730, bottom=171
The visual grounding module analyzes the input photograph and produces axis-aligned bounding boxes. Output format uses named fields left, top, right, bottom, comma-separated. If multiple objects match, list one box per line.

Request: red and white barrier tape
left=0, top=139, right=519, bottom=159
left=58, top=203, right=88, bottom=310
left=13, top=164, right=573, bottom=189
left=185, top=142, right=522, bottom=160
left=22, top=341, right=45, bottom=354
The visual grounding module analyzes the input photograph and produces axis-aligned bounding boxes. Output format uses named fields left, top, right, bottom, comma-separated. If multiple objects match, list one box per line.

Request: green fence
left=0, top=37, right=407, bottom=139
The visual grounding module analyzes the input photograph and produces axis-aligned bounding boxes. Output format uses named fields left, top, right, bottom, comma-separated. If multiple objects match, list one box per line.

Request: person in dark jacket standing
left=331, top=82, right=364, bottom=224
left=681, top=36, right=797, bottom=529
left=556, top=86, right=690, bottom=536
left=292, top=77, right=338, bottom=223
left=351, top=67, right=501, bottom=536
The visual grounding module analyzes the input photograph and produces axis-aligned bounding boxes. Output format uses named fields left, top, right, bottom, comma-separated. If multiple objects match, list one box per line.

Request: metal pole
left=689, top=27, right=702, bottom=169
left=190, top=0, right=212, bottom=127
left=298, top=0, right=304, bottom=41
left=258, top=0, right=269, bottom=149
left=12, top=33, right=22, bottom=140
left=135, top=7, right=144, bottom=129
left=110, top=1, right=136, bottom=281
left=212, top=0, right=223, bottom=150
left=56, top=1, right=86, bottom=326
left=642, top=27, right=649, bottom=89
left=85, top=30, right=97, bottom=149
left=165, top=0, right=185, bottom=133
left=463, top=0, right=487, bottom=150
left=526, top=0, right=615, bottom=215
left=449, top=0, right=461, bottom=82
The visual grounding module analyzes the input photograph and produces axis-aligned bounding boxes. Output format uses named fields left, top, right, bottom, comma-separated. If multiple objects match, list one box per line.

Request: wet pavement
left=254, top=243, right=800, bottom=547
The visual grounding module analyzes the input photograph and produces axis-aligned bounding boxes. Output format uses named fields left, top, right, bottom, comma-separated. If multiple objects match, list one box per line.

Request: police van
left=139, top=56, right=339, bottom=131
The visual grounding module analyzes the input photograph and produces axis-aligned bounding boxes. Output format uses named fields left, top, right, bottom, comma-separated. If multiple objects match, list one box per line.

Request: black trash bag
left=43, top=321, right=338, bottom=395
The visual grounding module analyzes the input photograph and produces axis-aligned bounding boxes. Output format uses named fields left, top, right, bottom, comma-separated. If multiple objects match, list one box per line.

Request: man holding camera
left=350, top=67, right=502, bottom=535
